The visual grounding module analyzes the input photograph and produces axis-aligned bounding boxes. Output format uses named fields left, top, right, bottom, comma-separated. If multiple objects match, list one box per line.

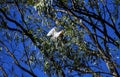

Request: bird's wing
left=53, top=30, right=63, bottom=38
left=47, top=27, right=56, bottom=36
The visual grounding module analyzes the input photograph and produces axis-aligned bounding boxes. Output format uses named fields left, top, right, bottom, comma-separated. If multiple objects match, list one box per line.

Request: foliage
left=0, top=0, right=120, bottom=77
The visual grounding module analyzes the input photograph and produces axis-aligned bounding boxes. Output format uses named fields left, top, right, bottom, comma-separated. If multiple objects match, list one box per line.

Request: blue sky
left=0, top=0, right=120, bottom=77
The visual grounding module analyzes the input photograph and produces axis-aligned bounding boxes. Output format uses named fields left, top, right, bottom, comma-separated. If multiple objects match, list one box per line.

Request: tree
left=0, top=0, right=120, bottom=77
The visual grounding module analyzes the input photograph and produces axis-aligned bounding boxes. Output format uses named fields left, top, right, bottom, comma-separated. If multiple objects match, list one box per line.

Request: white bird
left=47, top=27, right=63, bottom=39
left=79, top=19, right=82, bottom=23
left=47, top=27, right=56, bottom=36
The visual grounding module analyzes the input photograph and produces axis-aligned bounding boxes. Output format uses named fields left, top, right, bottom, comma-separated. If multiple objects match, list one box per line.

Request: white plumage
left=47, top=27, right=63, bottom=39
left=79, top=19, right=82, bottom=23
left=47, top=27, right=56, bottom=36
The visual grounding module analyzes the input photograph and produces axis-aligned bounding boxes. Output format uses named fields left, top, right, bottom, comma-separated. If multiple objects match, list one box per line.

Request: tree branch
left=0, top=66, right=8, bottom=77
left=0, top=8, right=36, bottom=44
left=0, top=40, right=37, bottom=77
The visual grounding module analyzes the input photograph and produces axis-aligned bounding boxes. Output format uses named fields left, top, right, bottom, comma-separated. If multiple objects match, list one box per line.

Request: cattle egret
left=47, top=27, right=63, bottom=39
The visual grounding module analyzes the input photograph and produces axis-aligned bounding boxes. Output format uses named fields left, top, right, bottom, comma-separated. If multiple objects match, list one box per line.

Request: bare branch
left=0, top=66, right=8, bottom=77
left=0, top=40, right=37, bottom=77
